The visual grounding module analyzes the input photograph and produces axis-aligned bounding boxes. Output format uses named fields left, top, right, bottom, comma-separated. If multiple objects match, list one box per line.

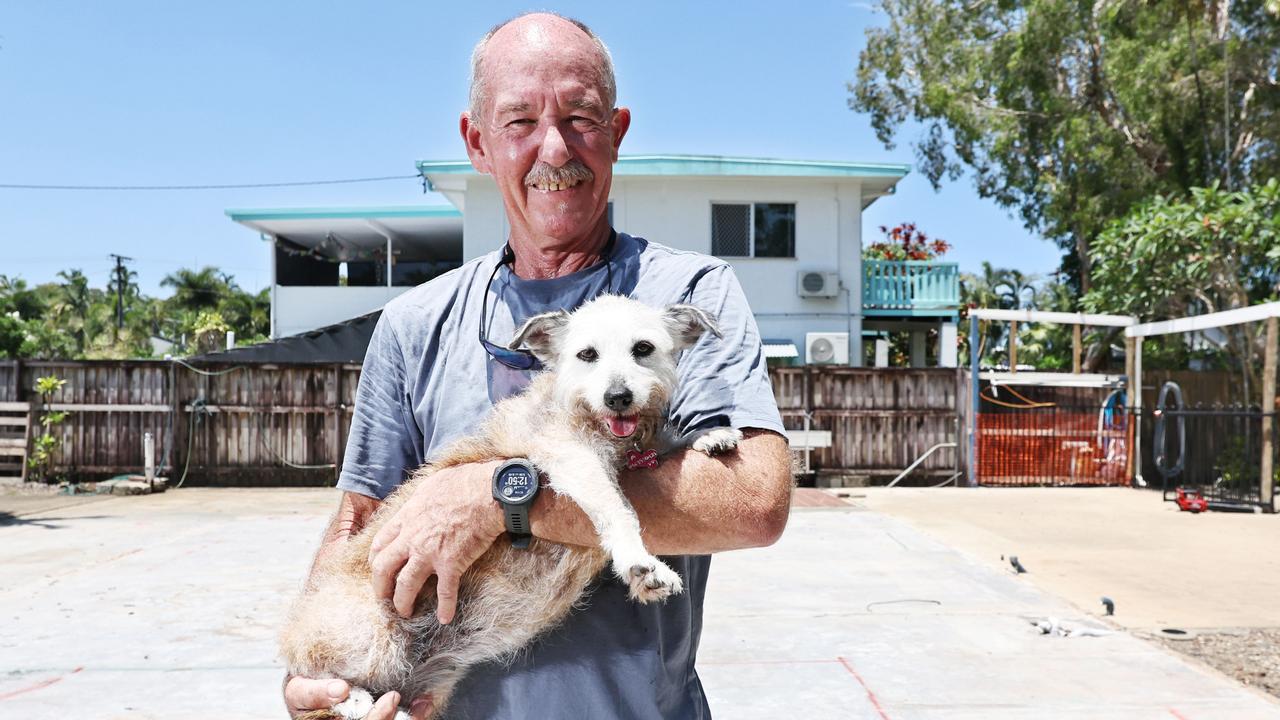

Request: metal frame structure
left=1127, top=301, right=1280, bottom=511
left=967, top=309, right=1138, bottom=486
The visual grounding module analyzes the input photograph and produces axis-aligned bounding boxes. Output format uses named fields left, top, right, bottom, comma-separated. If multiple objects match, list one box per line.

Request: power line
left=0, top=174, right=421, bottom=191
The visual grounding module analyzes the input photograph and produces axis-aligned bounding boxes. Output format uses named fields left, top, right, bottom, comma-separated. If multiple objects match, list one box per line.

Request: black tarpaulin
left=190, top=311, right=381, bottom=364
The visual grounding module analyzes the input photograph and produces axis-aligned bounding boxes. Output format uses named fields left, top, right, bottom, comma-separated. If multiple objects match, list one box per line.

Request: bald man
left=286, top=13, right=791, bottom=719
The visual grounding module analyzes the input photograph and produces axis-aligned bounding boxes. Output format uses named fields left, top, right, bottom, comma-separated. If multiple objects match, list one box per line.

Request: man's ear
left=460, top=112, right=491, bottom=175
left=609, top=107, right=631, bottom=162
left=509, top=310, right=570, bottom=364
left=662, top=304, right=721, bottom=351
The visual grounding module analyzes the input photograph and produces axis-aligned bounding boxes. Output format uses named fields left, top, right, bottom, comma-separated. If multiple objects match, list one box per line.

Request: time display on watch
left=495, top=466, right=537, bottom=504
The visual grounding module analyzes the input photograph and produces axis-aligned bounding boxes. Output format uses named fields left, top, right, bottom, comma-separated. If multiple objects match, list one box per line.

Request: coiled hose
left=1153, top=381, right=1186, bottom=480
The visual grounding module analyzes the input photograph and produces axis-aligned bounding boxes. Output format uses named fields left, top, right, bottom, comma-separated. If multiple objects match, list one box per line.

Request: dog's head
left=509, top=295, right=720, bottom=440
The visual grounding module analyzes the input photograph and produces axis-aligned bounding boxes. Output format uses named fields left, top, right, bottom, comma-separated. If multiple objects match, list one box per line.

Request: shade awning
left=762, top=340, right=799, bottom=359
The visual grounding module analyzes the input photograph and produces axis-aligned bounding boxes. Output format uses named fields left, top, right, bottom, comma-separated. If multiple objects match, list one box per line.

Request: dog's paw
left=332, top=687, right=375, bottom=719
left=625, top=559, right=684, bottom=603
left=690, top=427, right=743, bottom=455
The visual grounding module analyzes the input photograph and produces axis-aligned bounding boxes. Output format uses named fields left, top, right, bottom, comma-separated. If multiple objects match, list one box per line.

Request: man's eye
left=576, top=348, right=598, bottom=362
left=507, top=119, right=535, bottom=127
left=632, top=341, right=654, bottom=358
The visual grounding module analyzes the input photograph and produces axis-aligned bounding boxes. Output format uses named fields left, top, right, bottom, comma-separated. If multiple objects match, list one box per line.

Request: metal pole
left=1132, top=336, right=1144, bottom=487
left=144, top=432, right=155, bottom=492
left=1261, top=317, right=1277, bottom=512
left=385, top=236, right=393, bottom=288
left=968, top=314, right=980, bottom=487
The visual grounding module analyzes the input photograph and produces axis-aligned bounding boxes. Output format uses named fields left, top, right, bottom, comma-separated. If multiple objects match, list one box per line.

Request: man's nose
left=537, top=124, right=571, bottom=167
left=603, top=385, right=633, bottom=412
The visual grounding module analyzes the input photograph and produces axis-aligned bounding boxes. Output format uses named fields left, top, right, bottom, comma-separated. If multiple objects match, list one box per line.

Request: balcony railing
left=863, top=260, right=960, bottom=317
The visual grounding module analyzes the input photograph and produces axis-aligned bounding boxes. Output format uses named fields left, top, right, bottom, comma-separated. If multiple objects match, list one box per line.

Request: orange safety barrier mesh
left=977, top=411, right=1130, bottom=486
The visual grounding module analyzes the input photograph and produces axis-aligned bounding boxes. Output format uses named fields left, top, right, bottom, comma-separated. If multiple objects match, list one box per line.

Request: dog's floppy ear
left=509, top=310, right=570, bottom=363
left=662, top=304, right=721, bottom=351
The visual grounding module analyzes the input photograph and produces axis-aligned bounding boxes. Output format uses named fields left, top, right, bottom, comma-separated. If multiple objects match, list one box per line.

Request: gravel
left=1154, top=628, right=1280, bottom=699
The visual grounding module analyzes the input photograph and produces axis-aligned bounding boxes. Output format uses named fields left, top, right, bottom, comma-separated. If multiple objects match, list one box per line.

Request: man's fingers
left=367, top=690, right=402, bottom=720
left=370, top=540, right=411, bottom=601
left=284, top=676, right=348, bottom=712
left=436, top=569, right=460, bottom=625
left=392, top=555, right=434, bottom=618
left=368, top=517, right=402, bottom=560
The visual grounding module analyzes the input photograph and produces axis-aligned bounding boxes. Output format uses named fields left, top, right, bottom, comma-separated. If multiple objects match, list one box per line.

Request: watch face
left=495, top=465, right=537, bottom=504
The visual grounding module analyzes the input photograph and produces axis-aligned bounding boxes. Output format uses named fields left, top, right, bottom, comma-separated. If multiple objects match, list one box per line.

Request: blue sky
left=0, top=1, right=1063, bottom=296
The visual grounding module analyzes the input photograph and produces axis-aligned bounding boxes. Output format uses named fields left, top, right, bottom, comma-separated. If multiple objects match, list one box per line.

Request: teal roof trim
left=416, top=154, right=910, bottom=179
left=225, top=205, right=461, bottom=222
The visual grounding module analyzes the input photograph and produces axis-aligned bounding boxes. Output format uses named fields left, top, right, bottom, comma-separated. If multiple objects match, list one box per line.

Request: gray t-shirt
left=338, top=232, right=784, bottom=719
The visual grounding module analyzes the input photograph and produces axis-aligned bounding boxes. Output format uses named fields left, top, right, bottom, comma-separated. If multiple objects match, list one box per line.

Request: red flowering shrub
left=864, top=222, right=950, bottom=261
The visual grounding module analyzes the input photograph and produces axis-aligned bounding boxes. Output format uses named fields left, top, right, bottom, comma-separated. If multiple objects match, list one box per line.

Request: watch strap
left=505, top=505, right=531, bottom=549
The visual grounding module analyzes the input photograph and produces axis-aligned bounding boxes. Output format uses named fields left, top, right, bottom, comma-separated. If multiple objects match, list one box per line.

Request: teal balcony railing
left=863, top=260, right=960, bottom=317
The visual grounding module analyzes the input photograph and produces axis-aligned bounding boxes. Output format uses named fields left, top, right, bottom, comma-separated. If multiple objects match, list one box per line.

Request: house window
left=711, top=203, right=795, bottom=258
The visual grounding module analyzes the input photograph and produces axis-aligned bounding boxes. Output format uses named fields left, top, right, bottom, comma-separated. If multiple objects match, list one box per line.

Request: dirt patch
left=1154, top=628, right=1280, bottom=699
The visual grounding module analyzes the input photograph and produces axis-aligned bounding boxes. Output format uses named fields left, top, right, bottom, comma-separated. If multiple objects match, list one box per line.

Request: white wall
left=613, top=176, right=864, bottom=365
left=274, top=286, right=408, bottom=338
left=461, top=177, right=508, bottom=260
left=447, top=174, right=867, bottom=365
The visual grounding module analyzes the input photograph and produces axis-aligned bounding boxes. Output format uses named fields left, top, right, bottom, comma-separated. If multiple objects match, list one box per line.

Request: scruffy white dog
left=281, top=295, right=742, bottom=719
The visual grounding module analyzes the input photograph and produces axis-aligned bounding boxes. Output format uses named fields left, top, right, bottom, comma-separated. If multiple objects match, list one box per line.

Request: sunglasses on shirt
left=479, top=232, right=616, bottom=371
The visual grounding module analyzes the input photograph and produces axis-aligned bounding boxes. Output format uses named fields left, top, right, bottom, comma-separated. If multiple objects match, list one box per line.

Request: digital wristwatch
left=491, top=459, right=540, bottom=549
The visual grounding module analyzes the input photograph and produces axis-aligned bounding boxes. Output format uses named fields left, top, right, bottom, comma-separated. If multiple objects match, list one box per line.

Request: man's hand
left=284, top=678, right=399, bottom=719
left=368, top=461, right=505, bottom=622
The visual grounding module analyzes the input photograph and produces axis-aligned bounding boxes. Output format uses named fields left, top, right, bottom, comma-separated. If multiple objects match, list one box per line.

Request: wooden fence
left=771, top=367, right=962, bottom=481
left=2, top=359, right=970, bottom=486
left=1, top=360, right=359, bottom=486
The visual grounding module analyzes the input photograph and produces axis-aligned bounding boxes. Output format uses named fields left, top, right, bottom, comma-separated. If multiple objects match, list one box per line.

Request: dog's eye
left=632, top=341, right=654, bottom=358
left=576, top=347, right=598, bottom=363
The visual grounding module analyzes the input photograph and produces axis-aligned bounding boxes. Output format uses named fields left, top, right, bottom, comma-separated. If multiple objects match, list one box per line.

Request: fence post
left=333, top=363, right=344, bottom=483
left=1261, top=317, right=1277, bottom=513
left=968, top=315, right=980, bottom=487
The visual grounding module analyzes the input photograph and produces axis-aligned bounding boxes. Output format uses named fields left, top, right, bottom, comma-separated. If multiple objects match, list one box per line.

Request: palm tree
left=162, top=267, right=226, bottom=313
left=55, top=269, right=92, bottom=355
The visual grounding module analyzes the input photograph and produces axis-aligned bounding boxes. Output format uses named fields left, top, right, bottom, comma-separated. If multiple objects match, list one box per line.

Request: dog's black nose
left=604, top=387, right=633, bottom=411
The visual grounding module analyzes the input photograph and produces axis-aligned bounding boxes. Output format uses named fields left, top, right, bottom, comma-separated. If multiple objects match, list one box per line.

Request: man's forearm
left=528, top=430, right=792, bottom=555
left=308, top=490, right=382, bottom=581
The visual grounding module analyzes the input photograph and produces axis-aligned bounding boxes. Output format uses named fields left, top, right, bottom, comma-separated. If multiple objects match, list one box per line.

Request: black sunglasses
left=480, top=232, right=616, bottom=371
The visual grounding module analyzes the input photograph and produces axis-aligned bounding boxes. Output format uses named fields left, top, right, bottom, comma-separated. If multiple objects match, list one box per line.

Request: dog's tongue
left=608, top=415, right=639, bottom=438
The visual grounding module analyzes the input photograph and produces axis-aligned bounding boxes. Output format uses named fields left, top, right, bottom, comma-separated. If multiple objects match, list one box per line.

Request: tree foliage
left=1085, top=178, right=1280, bottom=400
left=0, top=266, right=269, bottom=360
left=851, top=0, right=1280, bottom=292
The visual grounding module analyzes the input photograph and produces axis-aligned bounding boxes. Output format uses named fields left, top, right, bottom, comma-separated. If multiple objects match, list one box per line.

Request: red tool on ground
left=1175, top=487, right=1209, bottom=513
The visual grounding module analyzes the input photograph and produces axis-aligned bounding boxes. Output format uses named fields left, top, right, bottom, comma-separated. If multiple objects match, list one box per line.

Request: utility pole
left=108, top=254, right=134, bottom=330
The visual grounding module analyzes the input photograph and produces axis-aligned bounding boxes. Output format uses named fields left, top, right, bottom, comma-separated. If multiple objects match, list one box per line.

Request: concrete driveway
left=2, top=488, right=1277, bottom=719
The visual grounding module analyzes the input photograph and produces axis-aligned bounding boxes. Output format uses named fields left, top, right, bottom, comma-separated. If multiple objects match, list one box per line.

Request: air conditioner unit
left=805, top=332, right=849, bottom=365
left=797, top=271, right=840, bottom=298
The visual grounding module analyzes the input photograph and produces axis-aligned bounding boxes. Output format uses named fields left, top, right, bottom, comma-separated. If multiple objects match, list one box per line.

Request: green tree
left=161, top=266, right=227, bottom=313
left=0, top=313, right=25, bottom=358
left=53, top=269, right=95, bottom=355
left=851, top=0, right=1280, bottom=293
left=0, top=275, right=46, bottom=319
left=1084, top=179, right=1280, bottom=401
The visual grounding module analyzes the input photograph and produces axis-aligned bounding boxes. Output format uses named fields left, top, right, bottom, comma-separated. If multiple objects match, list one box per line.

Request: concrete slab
left=699, top=509, right=1280, bottom=719
left=0, top=488, right=1275, bottom=719
left=860, top=487, right=1280, bottom=630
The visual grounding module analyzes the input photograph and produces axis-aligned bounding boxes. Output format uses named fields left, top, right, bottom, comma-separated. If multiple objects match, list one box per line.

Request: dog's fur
left=281, top=295, right=743, bottom=719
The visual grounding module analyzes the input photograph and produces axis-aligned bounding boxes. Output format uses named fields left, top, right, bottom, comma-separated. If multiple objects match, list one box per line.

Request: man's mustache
left=524, top=160, right=594, bottom=187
